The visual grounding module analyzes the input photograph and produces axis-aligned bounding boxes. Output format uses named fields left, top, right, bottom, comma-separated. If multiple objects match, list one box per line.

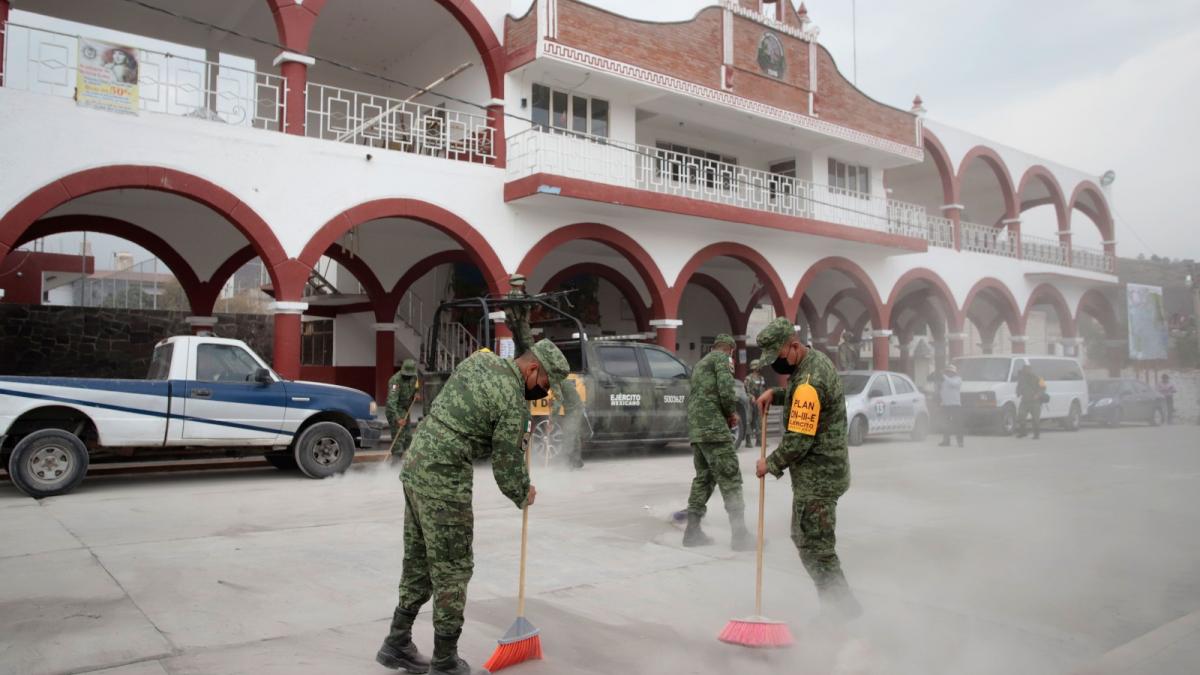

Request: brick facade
left=505, top=4, right=537, bottom=70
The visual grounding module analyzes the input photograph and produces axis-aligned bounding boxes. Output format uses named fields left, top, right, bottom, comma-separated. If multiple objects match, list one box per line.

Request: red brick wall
left=731, top=15, right=811, bottom=96
left=505, top=5, right=537, bottom=70
left=813, top=44, right=914, bottom=147
left=0, top=251, right=94, bottom=305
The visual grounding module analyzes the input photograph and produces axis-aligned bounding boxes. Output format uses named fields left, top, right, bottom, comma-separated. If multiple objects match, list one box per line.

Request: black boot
left=682, top=513, right=714, bottom=547
left=376, top=608, right=431, bottom=673
left=816, top=574, right=863, bottom=623
left=430, top=631, right=473, bottom=675
left=728, top=510, right=755, bottom=551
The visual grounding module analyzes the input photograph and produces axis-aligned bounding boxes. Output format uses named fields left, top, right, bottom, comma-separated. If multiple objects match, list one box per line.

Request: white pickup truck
left=0, top=336, right=383, bottom=497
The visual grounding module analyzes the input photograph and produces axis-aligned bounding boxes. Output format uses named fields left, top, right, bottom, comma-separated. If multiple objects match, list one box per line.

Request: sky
left=576, top=0, right=1200, bottom=260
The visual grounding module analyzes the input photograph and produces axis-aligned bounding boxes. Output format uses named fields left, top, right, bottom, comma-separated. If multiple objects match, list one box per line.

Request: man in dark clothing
left=1015, top=364, right=1045, bottom=439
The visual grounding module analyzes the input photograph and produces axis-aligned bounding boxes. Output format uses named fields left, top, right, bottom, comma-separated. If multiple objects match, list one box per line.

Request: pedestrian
left=683, top=333, right=753, bottom=551
left=1157, top=373, right=1176, bottom=423
left=1015, top=364, right=1045, bottom=439
left=838, top=330, right=859, bottom=371
left=743, top=358, right=766, bottom=448
left=753, top=317, right=861, bottom=621
left=937, top=364, right=964, bottom=447
left=386, top=359, right=421, bottom=459
left=375, top=339, right=569, bottom=675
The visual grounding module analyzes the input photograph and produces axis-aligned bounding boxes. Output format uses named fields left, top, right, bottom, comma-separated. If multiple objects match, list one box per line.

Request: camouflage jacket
left=401, top=350, right=531, bottom=508
left=744, top=372, right=765, bottom=400
left=766, top=348, right=850, bottom=498
left=386, top=373, right=419, bottom=427
left=687, top=350, right=738, bottom=443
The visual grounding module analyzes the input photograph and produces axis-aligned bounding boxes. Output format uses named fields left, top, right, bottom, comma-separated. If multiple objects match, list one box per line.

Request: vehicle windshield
left=146, top=344, right=172, bottom=380
left=1089, top=380, right=1121, bottom=396
left=840, top=373, right=870, bottom=395
left=953, top=357, right=1011, bottom=382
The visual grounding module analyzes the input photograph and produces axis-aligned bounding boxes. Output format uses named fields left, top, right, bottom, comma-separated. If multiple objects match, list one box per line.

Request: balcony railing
left=1, top=23, right=285, bottom=130
left=1072, top=245, right=1115, bottom=274
left=960, top=220, right=1018, bottom=258
left=305, top=82, right=495, bottom=163
left=1021, top=232, right=1070, bottom=266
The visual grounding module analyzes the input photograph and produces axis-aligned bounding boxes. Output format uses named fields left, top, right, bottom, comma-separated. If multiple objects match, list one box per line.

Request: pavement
left=1, top=423, right=1198, bottom=675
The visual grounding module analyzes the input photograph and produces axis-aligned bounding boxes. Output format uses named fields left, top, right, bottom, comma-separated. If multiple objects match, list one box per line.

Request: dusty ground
left=2, top=422, right=1198, bottom=675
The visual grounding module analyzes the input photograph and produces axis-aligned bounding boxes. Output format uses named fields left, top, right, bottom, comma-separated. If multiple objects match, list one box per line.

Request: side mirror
left=254, top=368, right=273, bottom=384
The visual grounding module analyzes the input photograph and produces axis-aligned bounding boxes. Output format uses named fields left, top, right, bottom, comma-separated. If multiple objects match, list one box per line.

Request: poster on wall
left=76, top=38, right=140, bottom=115
left=1125, top=283, right=1169, bottom=361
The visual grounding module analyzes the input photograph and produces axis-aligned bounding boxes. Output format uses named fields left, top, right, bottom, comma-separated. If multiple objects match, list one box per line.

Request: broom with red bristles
left=718, top=403, right=795, bottom=648
left=483, top=437, right=543, bottom=672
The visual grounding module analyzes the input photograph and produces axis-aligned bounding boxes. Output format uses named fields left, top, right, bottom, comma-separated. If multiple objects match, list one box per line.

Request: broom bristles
left=718, top=617, right=795, bottom=649
left=483, top=634, right=543, bottom=672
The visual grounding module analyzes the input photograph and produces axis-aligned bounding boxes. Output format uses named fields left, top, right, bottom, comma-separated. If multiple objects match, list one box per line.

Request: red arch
left=384, top=249, right=473, bottom=319
left=792, top=257, right=884, bottom=328
left=517, top=223, right=669, bottom=318
left=670, top=242, right=790, bottom=318
left=962, top=278, right=1023, bottom=335
left=824, top=288, right=873, bottom=322
left=956, top=145, right=1018, bottom=219
left=684, top=273, right=745, bottom=335
left=323, top=245, right=388, bottom=317
left=1024, top=284, right=1077, bottom=338
left=541, top=262, right=650, bottom=331
left=195, top=245, right=260, bottom=314
left=1068, top=181, right=1115, bottom=241
left=0, top=165, right=290, bottom=296
left=921, top=128, right=957, bottom=207
left=1076, top=288, right=1120, bottom=338
left=884, top=267, right=961, bottom=329
left=1017, top=166, right=1069, bottom=232
left=300, top=199, right=508, bottom=298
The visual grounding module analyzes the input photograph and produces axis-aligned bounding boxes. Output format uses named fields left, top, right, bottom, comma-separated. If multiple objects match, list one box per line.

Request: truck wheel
left=1060, top=401, right=1082, bottom=431
left=293, top=422, right=355, bottom=479
left=530, top=418, right=563, bottom=468
left=263, top=451, right=298, bottom=471
left=7, top=429, right=90, bottom=498
left=999, top=405, right=1017, bottom=436
left=848, top=416, right=868, bottom=447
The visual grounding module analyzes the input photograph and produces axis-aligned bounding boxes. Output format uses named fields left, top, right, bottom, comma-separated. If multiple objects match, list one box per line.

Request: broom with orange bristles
left=483, top=435, right=543, bottom=672
left=718, top=403, right=795, bottom=648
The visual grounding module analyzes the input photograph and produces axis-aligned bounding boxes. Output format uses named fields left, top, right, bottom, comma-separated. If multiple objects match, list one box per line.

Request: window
left=147, top=345, right=173, bottom=380
left=597, top=346, right=641, bottom=378
left=196, top=344, right=262, bottom=383
left=655, top=142, right=737, bottom=190
left=828, top=158, right=871, bottom=196
left=301, top=319, right=333, bottom=366
left=868, top=375, right=893, bottom=398
left=840, top=373, right=870, bottom=395
left=645, top=348, right=688, bottom=379
left=890, top=374, right=916, bottom=395
left=769, top=160, right=795, bottom=202
left=532, top=84, right=609, bottom=138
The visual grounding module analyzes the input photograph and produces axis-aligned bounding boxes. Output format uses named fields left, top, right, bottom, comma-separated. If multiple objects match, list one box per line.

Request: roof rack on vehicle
left=588, top=333, right=657, bottom=342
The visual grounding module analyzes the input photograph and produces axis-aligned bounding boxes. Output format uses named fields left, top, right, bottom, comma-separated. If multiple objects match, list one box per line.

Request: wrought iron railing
left=1071, top=245, right=1115, bottom=273
left=1021, top=232, right=1070, bottom=266
left=960, top=220, right=1018, bottom=258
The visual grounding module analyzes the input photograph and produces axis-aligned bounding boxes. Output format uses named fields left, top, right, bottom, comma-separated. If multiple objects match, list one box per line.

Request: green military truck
left=419, top=294, right=750, bottom=464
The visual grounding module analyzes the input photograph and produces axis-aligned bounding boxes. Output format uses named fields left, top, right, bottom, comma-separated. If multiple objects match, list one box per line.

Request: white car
left=953, top=355, right=1088, bottom=434
left=840, top=371, right=930, bottom=446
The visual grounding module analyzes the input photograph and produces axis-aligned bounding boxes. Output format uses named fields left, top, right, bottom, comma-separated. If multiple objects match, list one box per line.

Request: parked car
left=954, top=355, right=1089, bottom=434
left=1085, top=378, right=1166, bottom=426
left=0, top=336, right=383, bottom=498
left=840, top=370, right=930, bottom=446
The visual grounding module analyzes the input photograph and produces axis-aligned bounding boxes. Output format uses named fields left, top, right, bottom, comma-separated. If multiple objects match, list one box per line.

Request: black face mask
left=524, top=384, right=549, bottom=401
left=771, top=354, right=796, bottom=375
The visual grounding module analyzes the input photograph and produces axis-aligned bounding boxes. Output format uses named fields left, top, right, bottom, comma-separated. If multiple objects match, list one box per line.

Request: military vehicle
left=419, top=292, right=750, bottom=464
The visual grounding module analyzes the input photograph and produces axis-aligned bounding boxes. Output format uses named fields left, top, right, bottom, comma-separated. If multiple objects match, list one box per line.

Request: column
left=1058, top=227, right=1073, bottom=267
left=871, top=329, right=892, bottom=371
left=185, top=316, right=219, bottom=336
left=487, top=99, right=506, bottom=168
left=734, top=335, right=749, bottom=378
left=1105, top=339, right=1126, bottom=377
left=1102, top=239, right=1118, bottom=273
left=941, top=204, right=964, bottom=251
left=373, top=323, right=397, bottom=404
left=273, top=51, right=314, bottom=135
left=1010, top=334, right=1027, bottom=354
left=895, top=334, right=913, bottom=375
left=270, top=301, right=307, bottom=380
left=947, top=332, right=966, bottom=359
left=1003, top=218, right=1023, bottom=259
left=650, top=318, right=682, bottom=352
left=1059, top=336, right=1084, bottom=358
left=0, top=0, right=9, bottom=86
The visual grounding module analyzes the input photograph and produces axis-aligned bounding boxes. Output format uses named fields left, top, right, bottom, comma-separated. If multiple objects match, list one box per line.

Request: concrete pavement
left=1, top=423, right=1197, bottom=674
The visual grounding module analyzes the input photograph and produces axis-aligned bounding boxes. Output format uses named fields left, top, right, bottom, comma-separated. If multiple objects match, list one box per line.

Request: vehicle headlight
left=369, top=401, right=378, bottom=416
left=1095, top=398, right=1112, bottom=407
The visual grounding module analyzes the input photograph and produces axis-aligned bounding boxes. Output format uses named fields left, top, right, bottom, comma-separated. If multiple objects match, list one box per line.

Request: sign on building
left=76, top=38, right=139, bottom=115
left=1126, top=283, right=1169, bottom=360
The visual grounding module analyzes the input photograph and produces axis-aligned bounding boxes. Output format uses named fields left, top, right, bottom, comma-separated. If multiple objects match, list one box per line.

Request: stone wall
left=0, top=305, right=273, bottom=378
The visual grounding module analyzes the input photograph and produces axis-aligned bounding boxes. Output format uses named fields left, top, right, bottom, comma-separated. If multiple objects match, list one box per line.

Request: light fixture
left=1100, top=170, right=1116, bottom=187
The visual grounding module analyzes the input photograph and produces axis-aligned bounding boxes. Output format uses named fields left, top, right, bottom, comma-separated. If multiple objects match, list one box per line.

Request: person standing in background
left=1015, top=364, right=1045, bottom=439
left=1158, top=373, right=1177, bottom=423
left=937, top=364, right=964, bottom=447
left=743, top=358, right=765, bottom=448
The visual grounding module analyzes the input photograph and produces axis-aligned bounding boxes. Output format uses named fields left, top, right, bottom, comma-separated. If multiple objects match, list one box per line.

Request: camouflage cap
left=400, top=358, right=418, bottom=376
left=713, top=333, right=736, bottom=349
left=530, top=338, right=570, bottom=387
left=756, top=317, right=797, bottom=363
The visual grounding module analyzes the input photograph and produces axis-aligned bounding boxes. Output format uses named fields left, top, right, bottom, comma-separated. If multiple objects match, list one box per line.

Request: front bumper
left=358, top=420, right=386, bottom=449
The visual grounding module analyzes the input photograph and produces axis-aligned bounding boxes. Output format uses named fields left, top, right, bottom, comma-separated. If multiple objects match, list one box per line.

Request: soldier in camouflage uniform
left=375, top=339, right=570, bottom=675
left=743, top=358, right=766, bottom=448
left=683, top=334, right=753, bottom=551
left=754, top=317, right=862, bottom=622
left=837, top=330, right=859, bottom=371
left=386, top=359, right=421, bottom=458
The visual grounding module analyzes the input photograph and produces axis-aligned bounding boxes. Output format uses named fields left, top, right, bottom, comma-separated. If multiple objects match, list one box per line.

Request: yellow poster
left=76, top=38, right=139, bottom=115
left=787, top=382, right=821, bottom=436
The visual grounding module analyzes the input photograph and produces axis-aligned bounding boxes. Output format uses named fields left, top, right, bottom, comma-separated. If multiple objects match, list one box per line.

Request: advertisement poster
left=76, top=38, right=139, bottom=115
left=1126, top=283, right=1169, bottom=360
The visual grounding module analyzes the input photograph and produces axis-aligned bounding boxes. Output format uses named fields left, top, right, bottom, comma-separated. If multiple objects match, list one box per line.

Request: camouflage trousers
left=746, top=405, right=762, bottom=446
left=686, top=441, right=744, bottom=517
left=791, top=497, right=845, bottom=589
left=389, top=422, right=413, bottom=456
left=394, top=486, right=474, bottom=636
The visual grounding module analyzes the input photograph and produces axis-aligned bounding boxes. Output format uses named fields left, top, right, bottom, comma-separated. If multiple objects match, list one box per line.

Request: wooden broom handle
left=517, top=437, right=532, bottom=617
left=756, top=404, right=768, bottom=617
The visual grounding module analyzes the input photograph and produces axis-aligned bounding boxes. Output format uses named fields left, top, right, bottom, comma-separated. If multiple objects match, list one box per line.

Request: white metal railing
left=924, top=214, right=956, bottom=248
left=960, top=220, right=1018, bottom=258
left=1021, top=232, right=1070, bottom=266
left=396, top=290, right=425, bottom=335
left=1071, top=246, right=1115, bottom=273
left=1, top=23, right=285, bottom=130
left=422, top=320, right=479, bottom=373
left=305, top=82, right=495, bottom=163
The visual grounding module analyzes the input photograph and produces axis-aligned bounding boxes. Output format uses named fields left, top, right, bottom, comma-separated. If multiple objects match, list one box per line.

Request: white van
left=952, top=355, right=1089, bottom=434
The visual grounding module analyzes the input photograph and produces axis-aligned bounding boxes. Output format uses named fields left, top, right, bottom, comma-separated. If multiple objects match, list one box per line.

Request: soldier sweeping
left=754, top=317, right=862, bottom=622
left=375, top=339, right=570, bottom=675
left=386, top=359, right=421, bottom=458
left=683, top=334, right=753, bottom=551
left=743, top=358, right=766, bottom=448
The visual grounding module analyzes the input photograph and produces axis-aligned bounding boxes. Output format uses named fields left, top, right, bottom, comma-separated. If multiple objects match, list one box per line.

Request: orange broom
left=483, top=437, right=543, bottom=672
left=719, top=403, right=795, bottom=648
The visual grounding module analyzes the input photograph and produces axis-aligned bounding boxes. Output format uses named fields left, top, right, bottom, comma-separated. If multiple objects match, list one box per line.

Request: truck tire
left=848, top=415, right=868, bottom=447
left=999, top=404, right=1017, bottom=436
left=530, top=418, right=563, bottom=468
left=293, top=422, right=355, bottom=479
left=7, top=429, right=90, bottom=498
